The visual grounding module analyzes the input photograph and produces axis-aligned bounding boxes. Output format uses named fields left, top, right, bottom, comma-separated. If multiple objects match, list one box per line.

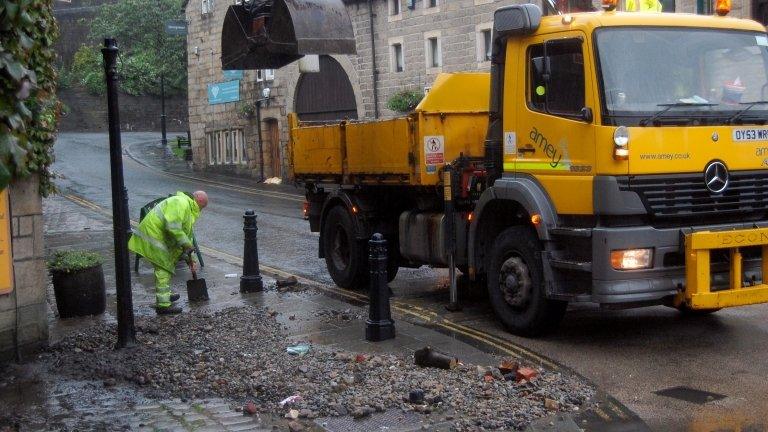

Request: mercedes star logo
left=704, top=161, right=729, bottom=194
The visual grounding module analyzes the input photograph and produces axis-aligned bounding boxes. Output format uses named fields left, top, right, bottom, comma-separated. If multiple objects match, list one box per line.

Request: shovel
left=186, top=269, right=209, bottom=302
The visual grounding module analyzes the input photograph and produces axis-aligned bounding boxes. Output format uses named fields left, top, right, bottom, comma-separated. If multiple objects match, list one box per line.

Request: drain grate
left=316, top=410, right=427, bottom=432
left=654, top=386, right=726, bottom=405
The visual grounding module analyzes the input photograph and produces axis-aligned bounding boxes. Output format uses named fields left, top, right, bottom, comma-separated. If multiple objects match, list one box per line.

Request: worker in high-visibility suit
left=626, top=0, right=662, bottom=11
left=128, top=191, right=208, bottom=314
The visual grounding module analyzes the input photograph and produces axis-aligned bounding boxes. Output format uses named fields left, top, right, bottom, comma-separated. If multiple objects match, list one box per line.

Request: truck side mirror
left=579, top=107, right=593, bottom=123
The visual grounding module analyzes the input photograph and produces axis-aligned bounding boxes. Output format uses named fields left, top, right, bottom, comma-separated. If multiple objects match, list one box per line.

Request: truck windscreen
left=595, top=27, right=768, bottom=126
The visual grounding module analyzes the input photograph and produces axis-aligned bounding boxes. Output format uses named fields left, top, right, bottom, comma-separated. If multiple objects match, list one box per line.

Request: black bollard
left=366, top=233, right=395, bottom=341
left=102, top=38, right=136, bottom=349
left=240, top=209, right=264, bottom=292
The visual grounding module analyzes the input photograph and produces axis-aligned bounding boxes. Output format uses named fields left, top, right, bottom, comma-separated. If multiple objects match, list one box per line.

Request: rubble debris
left=498, top=359, right=519, bottom=375
left=409, top=389, right=425, bottom=404
left=244, top=401, right=258, bottom=415
left=544, top=398, right=560, bottom=411
left=414, top=346, right=458, bottom=370
left=276, top=276, right=298, bottom=287
left=516, top=366, right=539, bottom=382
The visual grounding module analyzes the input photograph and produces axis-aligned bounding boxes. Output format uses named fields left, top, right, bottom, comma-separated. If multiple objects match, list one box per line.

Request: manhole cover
left=316, top=410, right=425, bottom=432
left=654, top=386, right=726, bottom=404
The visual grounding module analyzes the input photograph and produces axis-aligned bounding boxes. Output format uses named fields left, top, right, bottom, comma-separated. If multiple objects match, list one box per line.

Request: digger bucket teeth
left=221, top=0, right=356, bottom=70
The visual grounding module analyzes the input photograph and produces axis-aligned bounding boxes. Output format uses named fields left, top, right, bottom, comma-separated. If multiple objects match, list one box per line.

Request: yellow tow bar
left=677, top=227, right=768, bottom=309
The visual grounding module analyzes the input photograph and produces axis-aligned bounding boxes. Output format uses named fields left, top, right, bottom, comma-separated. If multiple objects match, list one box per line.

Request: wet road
left=54, top=132, right=768, bottom=431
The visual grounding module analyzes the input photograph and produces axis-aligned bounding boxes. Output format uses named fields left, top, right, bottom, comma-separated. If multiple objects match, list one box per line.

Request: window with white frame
left=264, top=69, right=275, bottom=81
left=476, top=24, right=493, bottom=63
left=256, top=70, right=264, bottom=82
left=389, top=0, right=401, bottom=15
left=391, top=43, right=404, bottom=72
left=206, top=129, right=246, bottom=165
left=426, top=37, right=441, bottom=68
left=427, top=0, right=438, bottom=8
left=201, top=0, right=213, bottom=14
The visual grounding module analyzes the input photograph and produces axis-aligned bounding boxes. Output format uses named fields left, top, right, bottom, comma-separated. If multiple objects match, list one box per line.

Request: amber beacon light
left=715, top=0, right=731, bottom=15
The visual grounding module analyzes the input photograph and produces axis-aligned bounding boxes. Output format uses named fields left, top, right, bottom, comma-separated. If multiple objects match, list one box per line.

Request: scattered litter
left=354, top=354, right=367, bottom=363
left=285, top=408, right=299, bottom=419
left=224, top=273, right=238, bottom=278
left=286, top=344, right=311, bottom=356
left=279, top=395, right=303, bottom=407
left=264, top=177, right=282, bottom=184
left=414, top=346, right=458, bottom=370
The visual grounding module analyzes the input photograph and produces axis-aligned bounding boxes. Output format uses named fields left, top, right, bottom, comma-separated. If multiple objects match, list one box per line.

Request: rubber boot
left=170, top=292, right=180, bottom=302
left=156, top=305, right=182, bottom=315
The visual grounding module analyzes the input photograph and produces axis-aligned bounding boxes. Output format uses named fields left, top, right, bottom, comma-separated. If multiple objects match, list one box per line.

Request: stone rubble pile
left=45, top=306, right=595, bottom=430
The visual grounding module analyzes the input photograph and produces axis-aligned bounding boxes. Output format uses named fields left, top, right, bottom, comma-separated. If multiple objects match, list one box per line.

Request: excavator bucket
left=221, top=0, right=356, bottom=70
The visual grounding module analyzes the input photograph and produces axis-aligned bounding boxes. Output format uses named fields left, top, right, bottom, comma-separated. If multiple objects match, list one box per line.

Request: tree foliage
left=69, top=0, right=187, bottom=96
left=0, top=0, right=60, bottom=194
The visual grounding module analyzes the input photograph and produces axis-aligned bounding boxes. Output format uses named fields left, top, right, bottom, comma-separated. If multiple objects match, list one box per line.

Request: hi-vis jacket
left=128, top=192, right=200, bottom=273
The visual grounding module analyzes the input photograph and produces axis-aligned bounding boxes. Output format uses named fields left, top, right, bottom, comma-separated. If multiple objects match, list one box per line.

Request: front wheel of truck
left=323, top=206, right=368, bottom=289
left=487, top=226, right=567, bottom=337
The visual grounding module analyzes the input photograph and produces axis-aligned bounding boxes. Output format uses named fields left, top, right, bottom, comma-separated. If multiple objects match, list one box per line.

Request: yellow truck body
left=290, top=73, right=489, bottom=185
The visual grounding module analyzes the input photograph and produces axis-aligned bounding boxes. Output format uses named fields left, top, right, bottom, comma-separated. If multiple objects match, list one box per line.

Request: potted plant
left=237, top=102, right=255, bottom=119
left=48, top=250, right=106, bottom=318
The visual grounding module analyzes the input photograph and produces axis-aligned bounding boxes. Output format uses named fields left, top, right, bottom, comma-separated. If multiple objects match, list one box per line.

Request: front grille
left=617, top=171, right=768, bottom=223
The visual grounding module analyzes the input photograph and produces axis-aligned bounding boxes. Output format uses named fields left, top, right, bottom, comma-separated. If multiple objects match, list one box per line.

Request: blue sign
left=223, top=70, right=243, bottom=80
left=207, top=80, right=240, bottom=105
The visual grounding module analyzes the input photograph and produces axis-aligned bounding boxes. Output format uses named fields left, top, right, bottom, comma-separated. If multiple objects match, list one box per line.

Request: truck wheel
left=487, top=226, right=567, bottom=336
left=323, top=206, right=368, bottom=289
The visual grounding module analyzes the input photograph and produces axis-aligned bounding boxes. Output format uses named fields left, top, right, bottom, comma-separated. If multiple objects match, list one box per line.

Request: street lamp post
left=160, top=73, right=168, bottom=149
left=101, top=38, right=136, bottom=349
left=255, top=87, right=271, bottom=182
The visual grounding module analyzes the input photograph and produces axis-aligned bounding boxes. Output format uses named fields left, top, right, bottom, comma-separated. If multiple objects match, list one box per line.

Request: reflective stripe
left=167, top=222, right=183, bottom=230
left=131, top=228, right=170, bottom=253
left=153, top=205, right=166, bottom=222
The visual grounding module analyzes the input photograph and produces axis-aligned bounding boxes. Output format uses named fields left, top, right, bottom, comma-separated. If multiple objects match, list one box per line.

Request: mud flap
left=221, top=0, right=356, bottom=70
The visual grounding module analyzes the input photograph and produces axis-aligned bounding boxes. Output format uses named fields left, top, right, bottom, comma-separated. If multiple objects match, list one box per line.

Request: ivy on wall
left=0, top=0, right=60, bottom=195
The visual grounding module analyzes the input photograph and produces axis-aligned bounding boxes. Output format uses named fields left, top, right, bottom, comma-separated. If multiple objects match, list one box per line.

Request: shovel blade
left=187, top=278, right=209, bottom=302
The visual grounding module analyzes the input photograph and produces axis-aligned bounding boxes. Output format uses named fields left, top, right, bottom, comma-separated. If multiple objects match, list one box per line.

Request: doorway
left=265, top=119, right=281, bottom=178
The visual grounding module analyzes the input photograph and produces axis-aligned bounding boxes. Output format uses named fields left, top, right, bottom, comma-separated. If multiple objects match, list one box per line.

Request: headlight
left=610, top=248, right=653, bottom=270
left=613, top=126, right=629, bottom=160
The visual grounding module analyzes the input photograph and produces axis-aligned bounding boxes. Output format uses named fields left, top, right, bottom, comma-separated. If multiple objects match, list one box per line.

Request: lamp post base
left=240, top=275, right=263, bottom=293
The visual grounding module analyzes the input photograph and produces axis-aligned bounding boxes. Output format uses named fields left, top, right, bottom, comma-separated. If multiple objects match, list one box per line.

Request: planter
left=51, top=264, right=106, bottom=318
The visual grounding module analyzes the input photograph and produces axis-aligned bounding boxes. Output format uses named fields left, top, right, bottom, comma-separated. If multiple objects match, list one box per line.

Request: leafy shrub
left=386, top=90, right=425, bottom=113
left=48, top=250, right=104, bottom=273
left=0, top=0, right=61, bottom=194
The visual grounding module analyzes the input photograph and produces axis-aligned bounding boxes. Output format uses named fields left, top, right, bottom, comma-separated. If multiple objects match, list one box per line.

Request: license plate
left=733, top=128, right=768, bottom=142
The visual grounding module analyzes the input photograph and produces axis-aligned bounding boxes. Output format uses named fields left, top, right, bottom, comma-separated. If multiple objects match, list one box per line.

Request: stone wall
left=185, top=1, right=289, bottom=179
left=59, top=87, right=189, bottom=133
left=0, top=176, right=48, bottom=361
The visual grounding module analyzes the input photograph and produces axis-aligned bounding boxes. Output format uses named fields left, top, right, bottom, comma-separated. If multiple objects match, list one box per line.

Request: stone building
left=0, top=177, right=48, bottom=361
left=185, top=0, right=767, bottom=180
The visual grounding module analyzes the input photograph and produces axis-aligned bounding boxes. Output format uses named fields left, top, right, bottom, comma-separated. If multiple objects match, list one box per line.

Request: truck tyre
left=487, top=226, right=567, bottom=336
left=323, top=206, right=368, bottom=289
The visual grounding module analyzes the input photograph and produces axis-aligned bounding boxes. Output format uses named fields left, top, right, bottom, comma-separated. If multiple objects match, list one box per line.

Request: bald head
left=193, top=191, right=208, bottom=209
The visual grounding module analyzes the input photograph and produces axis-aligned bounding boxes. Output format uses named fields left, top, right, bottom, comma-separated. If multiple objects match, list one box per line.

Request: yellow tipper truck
left=288, top=2, right=768, bottom=335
